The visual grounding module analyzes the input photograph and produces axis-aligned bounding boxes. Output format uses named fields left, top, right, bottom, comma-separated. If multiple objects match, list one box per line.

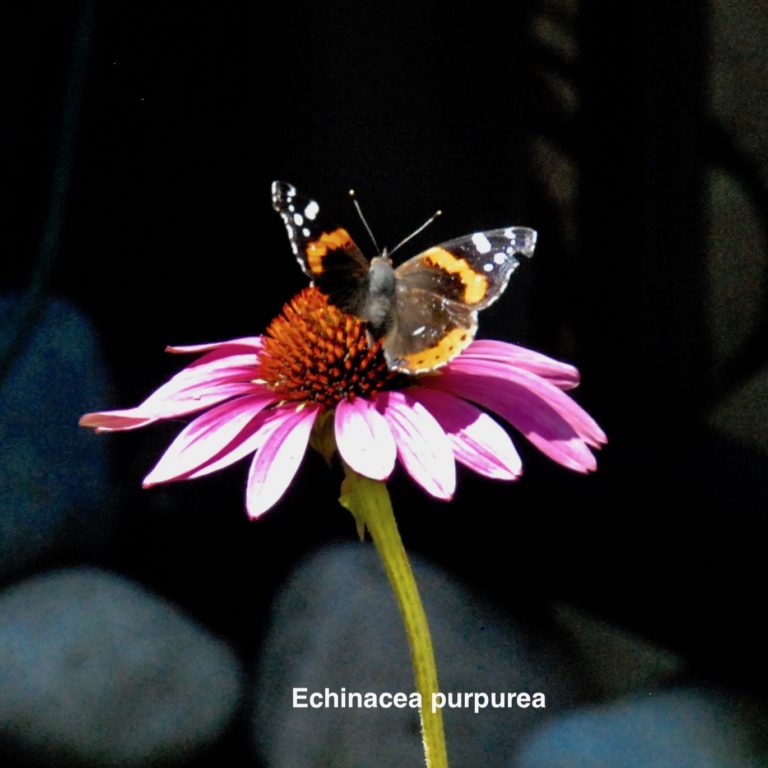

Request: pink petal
left=170, top=351, right=262, bottom=376
left=81, top=354, right=268, bottom=432
left=437, top=365, right=605, bottom=447
left=408, top=387, right=522, bottom=480
left=166, top=336, right=264, bottom=354
left=452, top=340, right=580, bottom=390
left=142, top=393, right=276, bottom=486
left=187, top=404, right=312, bottom=481
left=79, top=411, right=156, bottom=431
left=187, top=412, right=277, bottom=479
left=511, top=367, right=606, bottom=447
left=335, top=398, right=396, bottom=481
left=427, top=369, right=603, bottom=473
left=81, top=380, right=260, bottom=432
left=378, top=391, right=456, bottom=500
left=165, top=345, right=261, bottom=378
left=246, top=405, right=319, bottom=518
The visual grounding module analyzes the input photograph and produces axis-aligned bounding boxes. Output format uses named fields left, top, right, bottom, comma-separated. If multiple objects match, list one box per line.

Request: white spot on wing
left=483, top=263, right=493, bottom=272
left=503, top=227, right=537, bottom=258
left=412, top=325, right=426, bottom=336
left=293, top=213, right=304, bottom=226
left=472, top=232, right=492, bottom=254
left=493, top=252, right=506, bottom=265
left=305, top=201, right=319, bottom=220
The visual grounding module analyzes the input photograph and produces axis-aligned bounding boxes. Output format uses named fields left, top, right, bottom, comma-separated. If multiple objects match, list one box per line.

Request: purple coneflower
left=81, top=287, right=605, bottom=517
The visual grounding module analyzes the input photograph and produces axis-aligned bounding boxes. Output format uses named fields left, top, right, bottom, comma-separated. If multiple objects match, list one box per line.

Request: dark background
left=1, top=0, right=766, bottom=757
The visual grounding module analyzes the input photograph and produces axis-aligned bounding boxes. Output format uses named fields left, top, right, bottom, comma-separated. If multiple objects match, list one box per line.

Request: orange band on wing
left=395, top=327, right=473, bottom=374
left=306, top=228, right=355, bottom=274
left=422, top=247, right=489, bottom=304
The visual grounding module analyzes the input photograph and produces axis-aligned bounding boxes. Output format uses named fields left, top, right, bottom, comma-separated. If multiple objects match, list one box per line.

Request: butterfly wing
left=382, top=285, right=478, bottom=374
left=271, top=181, right=369, bottom=315
left=397, top=227, right=537, bottom=310
left=384, top=226, right=537, bottom=374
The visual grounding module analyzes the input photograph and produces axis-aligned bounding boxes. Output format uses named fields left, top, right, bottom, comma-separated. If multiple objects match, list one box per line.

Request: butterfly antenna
left=349, top=188, right=381, bottom=254
left=389, top=209, right=443, bottom=257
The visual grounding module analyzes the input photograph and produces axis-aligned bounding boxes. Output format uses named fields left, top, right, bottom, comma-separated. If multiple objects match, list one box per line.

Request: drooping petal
left=335, top=398, right=396, bottom=481
left=437, top=365, right=605, bottom=447
left=408, top=387, right=522, bottom=480
left=512, top=367, right=606, bottom=447
left=142, top=392, right=276, bottom=486
left=80, top=354, right=269, bottom=432
left=378, top=391, right=456, bottom=500
left=451, top=340, right=581, bottom=390
left=80, top=380, right=261, bottom=432
left=79, top=410, right=159, bottom=431
left=246, top=405, right=319, bottom=518
left=427, top=369, right=604, bottom=473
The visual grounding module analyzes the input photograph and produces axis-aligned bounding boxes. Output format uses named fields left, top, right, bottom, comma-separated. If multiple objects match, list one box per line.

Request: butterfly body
left=272, top=181, right=537, bottom=375
left=360, top=253, right=395, bottom=335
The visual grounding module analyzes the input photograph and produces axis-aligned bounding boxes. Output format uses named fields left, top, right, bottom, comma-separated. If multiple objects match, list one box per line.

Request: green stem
left=340, top=468, right=449, bottom=768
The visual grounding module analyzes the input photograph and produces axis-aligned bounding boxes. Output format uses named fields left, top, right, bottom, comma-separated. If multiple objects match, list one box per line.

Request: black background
left=1, top=0, right=766, bottom=733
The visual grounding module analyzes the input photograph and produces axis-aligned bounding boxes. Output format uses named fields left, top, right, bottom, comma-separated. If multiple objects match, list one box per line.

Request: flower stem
left=340, top=468, right=449, bottom=768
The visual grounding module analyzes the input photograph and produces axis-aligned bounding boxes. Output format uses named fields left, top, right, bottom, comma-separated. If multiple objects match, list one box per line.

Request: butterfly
left=272, top=180, right=537, bottom=375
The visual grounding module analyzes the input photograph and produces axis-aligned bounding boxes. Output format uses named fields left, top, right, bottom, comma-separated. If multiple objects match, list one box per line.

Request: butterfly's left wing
left=271, top=181, right=369, bottom=315
left=383, top=227, right=537, bottom=374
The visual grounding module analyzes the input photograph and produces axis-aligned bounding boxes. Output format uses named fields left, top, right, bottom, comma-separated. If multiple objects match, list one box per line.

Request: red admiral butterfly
left=272, top=181, right=537, bottom=375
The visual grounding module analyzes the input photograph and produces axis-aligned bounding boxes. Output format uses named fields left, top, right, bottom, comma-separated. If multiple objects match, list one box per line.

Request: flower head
left=81, top=288, right=605, bottom=518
